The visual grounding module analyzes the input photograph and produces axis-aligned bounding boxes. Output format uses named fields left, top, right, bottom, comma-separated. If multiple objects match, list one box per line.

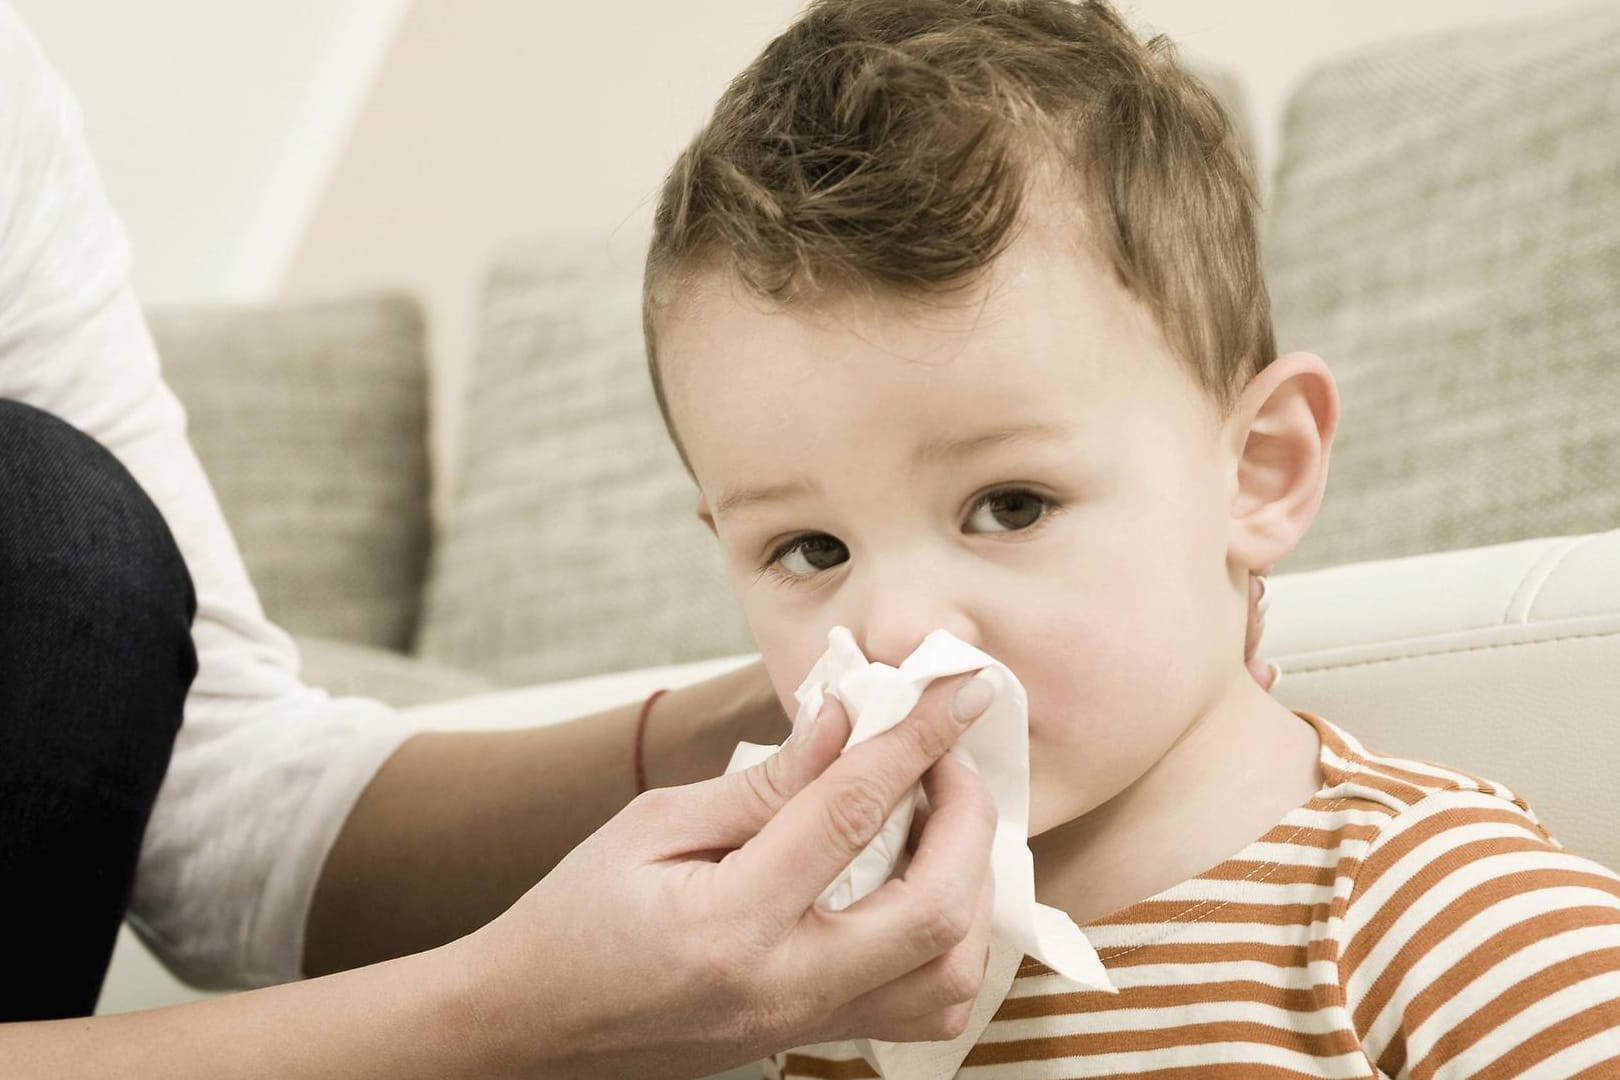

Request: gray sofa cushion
left=1265, top=3, right=1620, bottom=571
left=418, top=236, right=756, bottom=685
left=151, top=294, right=432, bottom=651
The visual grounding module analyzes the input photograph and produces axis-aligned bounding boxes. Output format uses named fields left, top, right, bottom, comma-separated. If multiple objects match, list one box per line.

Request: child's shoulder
left=1306, top=711, right=1557, bottom=851
left=1308, top=715, right=1620, bottom=1076
left=1303, top=712, right=1620, bottom=914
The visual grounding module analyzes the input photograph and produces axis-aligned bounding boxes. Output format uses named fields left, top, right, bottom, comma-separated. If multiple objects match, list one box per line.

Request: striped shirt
left=767, top=713, right=1620, bottom=1078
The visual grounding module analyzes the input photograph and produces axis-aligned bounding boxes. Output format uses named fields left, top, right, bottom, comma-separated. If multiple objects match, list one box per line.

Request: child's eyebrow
left=915, top=422, right=1068, bottom=462
left=713, top=478, right=818, bottom=518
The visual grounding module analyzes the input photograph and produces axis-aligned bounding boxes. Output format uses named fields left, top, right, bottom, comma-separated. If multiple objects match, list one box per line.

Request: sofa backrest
left=1267, top=2, right=1620, bottom=572
left=416, top=235, right=758, bottom=685
left=152, top=294, right=433, bottom=652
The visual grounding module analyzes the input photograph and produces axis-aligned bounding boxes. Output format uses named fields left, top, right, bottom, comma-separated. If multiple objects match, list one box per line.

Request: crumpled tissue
left=727, top=626, right=1114, bottom=1079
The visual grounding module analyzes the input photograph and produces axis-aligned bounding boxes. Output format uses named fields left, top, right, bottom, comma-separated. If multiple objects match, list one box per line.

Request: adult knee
left=0, top=399, right=197, bottom=780
left=0, top=400, right=200, bottom=1018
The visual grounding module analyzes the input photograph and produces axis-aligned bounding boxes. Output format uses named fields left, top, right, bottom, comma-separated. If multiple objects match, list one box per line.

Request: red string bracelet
left=633, top=688, right=669, bottom=795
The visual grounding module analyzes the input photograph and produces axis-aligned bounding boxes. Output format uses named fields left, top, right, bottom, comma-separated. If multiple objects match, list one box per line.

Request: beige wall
left=14, top=0, right=406, bottom=306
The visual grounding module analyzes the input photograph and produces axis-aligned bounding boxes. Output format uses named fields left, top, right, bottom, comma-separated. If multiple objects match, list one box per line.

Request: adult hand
left=454, top=673, right=998, bottom=1079
left=1245, top=569, right=1278, bottom=691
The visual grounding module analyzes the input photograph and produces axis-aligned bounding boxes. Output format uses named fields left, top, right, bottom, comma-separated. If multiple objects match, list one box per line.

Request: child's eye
left=769, top=533, right=850, bottom=578
left=965, top=489, right=1050, bottom=534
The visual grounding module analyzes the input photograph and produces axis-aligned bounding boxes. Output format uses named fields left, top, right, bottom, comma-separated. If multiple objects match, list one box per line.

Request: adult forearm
left=1, top=946, right=502, bottom=1080
left=304, top=661, right=784, bottom=976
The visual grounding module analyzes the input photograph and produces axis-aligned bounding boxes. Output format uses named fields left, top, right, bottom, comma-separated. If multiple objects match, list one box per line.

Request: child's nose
left=853, top=567, right=979, bottom=668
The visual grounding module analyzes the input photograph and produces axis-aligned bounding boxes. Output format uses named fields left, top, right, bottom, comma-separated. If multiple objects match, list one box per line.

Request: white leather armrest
left=1268, top=530, right=1620, bottom=872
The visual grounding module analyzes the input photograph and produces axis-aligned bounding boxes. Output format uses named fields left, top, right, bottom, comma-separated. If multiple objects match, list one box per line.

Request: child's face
left=657, top=228, right=1255, bottom=835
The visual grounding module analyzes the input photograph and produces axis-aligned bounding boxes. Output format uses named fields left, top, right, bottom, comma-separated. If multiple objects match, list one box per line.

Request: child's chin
left=1026, top=787, right=1090, bottom=838
left=1026, top=745, right=1117, bottom=835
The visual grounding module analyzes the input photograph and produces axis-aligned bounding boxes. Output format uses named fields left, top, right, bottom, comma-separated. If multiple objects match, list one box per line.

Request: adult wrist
left=643, top=661, right=785, bottom=789
left=443, top=928, right=571, bottom=1080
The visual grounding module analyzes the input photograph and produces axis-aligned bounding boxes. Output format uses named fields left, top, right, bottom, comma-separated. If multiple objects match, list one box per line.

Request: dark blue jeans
left=0, top=400, right=198, bottom=1021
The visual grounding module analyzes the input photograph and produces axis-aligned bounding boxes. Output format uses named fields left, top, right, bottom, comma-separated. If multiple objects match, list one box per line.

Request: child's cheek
left=744, top=613, right=828, bottom=728
left=1019, top=615, right=1207, bottom=832
left=1018, top=615, right=1145, bottom=746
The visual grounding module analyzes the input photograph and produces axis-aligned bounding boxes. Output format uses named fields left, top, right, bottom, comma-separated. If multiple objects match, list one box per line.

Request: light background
left=10, top=0, right=1610, bottom=1026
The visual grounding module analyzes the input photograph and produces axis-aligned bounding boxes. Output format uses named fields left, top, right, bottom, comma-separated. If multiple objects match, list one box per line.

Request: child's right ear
left=697, top=498, right=717, bottom=537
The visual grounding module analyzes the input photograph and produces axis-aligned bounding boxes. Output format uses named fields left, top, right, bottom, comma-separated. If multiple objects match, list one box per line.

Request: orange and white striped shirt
left=767, top=714, right=1620, bottom=1078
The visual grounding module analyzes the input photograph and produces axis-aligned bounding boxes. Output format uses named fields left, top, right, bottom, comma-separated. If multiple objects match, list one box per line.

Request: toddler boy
left=642, top=1, right=1620, bottom=1075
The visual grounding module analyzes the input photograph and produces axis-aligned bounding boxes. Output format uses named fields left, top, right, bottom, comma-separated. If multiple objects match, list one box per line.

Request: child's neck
left=1030, top=676, right=1323, bottom=927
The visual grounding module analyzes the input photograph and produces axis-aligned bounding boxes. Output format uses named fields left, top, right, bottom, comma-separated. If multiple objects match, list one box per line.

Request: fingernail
left=797, top=701, right=823, bottom=744
left=951, top=675, right=994, bottom=725
left=804, top=691, right=843, bottom=742
left=1255, top=574, right=1271, bottom=617
left=1267, top=661, right=1283, bottom=689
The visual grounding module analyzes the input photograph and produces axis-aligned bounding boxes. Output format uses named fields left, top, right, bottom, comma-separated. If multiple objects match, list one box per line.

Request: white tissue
left=727, top=627, right=1115, bottom=1079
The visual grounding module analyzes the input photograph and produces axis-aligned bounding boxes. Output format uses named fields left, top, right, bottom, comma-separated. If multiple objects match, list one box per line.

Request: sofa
left=105, top=0, right=1619, bottom=1043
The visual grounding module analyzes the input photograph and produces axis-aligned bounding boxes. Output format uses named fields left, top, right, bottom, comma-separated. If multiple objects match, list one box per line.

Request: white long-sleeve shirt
left=0, top=3, right=414, bottom=989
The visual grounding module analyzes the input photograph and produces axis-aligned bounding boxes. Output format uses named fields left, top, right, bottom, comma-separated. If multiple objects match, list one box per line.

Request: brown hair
left=646, top=0, right=1273, bottom=459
